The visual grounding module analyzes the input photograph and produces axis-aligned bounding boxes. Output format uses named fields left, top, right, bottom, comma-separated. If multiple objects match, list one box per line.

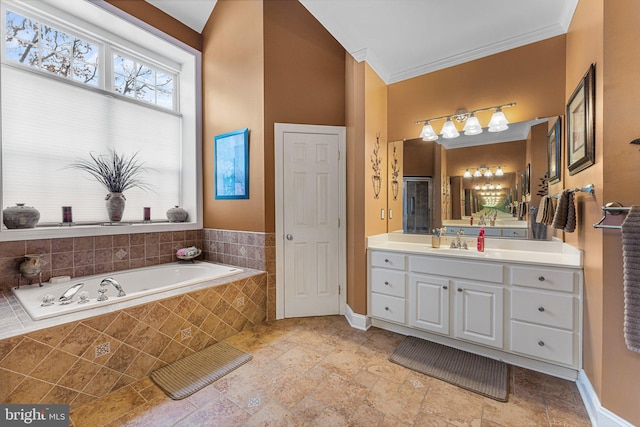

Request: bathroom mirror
left=388, top=118, right=551, bottom=239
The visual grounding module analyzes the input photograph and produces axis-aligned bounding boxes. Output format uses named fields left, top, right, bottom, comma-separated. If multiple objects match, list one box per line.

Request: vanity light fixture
left=474, top=184, right=481, bottom=190
left=473, top=168, right=482, bottom=177
left=463, top=169, right=473, bottom=178
left=415, top=102, right=516, bottom=141
left=464, top=166, right=505, bottom=178
left=495, top=166, right=504, bottom=176
left=496, top=184, right=503, bottom=190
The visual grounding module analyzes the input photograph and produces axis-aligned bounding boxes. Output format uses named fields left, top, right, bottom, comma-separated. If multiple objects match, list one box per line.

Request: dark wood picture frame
left=214, top=128, right=249, bottom=199
left=567, top=64, right=595, bottom=175
left=547, top=116, right=561, bottom=184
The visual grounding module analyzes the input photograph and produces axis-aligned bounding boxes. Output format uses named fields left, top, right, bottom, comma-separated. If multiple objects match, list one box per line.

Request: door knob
left=286, top=234, right=293, bottom=240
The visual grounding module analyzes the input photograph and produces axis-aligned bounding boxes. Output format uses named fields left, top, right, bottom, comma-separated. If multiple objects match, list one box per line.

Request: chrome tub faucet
left=97, top=277, right=126, bottom=301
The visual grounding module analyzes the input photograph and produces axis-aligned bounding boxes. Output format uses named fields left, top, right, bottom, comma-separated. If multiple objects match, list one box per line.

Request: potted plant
left=67, top=149, right=154, bottom=222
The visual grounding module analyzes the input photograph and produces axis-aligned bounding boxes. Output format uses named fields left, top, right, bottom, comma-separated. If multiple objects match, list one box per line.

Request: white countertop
left=367, top=233, right=582, bottom=268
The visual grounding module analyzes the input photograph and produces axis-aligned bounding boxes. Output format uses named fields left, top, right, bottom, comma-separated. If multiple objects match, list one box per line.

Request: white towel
left=621, top=205, right=640, bottom=352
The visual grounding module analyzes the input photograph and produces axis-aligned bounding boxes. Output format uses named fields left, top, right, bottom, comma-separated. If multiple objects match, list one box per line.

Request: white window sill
left=0, top=221, right=203, bottom=242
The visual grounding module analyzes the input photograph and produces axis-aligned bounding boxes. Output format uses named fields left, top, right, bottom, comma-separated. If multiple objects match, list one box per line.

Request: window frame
left=0, top=0, right=202, bottom=242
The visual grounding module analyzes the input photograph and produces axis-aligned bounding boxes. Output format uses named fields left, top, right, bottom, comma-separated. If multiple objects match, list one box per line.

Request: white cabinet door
left=409, top=274, right=450, bottom=335
left=454, top=281, right=504, bottom=349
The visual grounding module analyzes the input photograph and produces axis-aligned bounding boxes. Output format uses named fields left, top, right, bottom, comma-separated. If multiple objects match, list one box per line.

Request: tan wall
left=446, top=141, right=527, bottom=179
left=263, top=0, right=346, bottom=232
left=202, top=0, right=266, bottom=232
left=600, top=0, right=640, bottom=423
left=105, top=0, right=202, bottom=51
left=345, top=58, right=366, bottom=313
left=528, top=122, right=549, bottom=208
left=388, top=36, right=566, bottom=142
left=402, top=139, right=435, bottom=177
left=564, top=0, right=606, bottom=406
left=364, top=64, right=389, bottom=239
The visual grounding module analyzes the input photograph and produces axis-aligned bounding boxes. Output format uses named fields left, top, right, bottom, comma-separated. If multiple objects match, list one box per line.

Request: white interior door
left=275, top=124, right=346, bottom=319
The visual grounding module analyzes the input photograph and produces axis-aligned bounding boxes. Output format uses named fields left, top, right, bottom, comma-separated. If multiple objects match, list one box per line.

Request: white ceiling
left=147, top=0, right=578, bottom=84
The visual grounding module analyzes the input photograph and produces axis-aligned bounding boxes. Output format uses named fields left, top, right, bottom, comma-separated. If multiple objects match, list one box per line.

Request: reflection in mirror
left=387, top=118, right=552, bottom=239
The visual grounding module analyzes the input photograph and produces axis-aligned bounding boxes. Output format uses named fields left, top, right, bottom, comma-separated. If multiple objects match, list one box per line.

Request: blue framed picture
left=214, top=128, right=249, bottom=199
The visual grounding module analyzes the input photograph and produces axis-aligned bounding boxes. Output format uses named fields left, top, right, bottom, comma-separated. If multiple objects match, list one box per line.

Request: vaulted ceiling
left=145, top=0, right=578, bottom=84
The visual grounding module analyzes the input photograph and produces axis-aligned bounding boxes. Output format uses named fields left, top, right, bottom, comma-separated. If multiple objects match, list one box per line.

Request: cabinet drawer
left=371, top=251, right=405, bottom=270
left=511, top=289, right=574, bottom=329
left=510, top=321, right=574, bottom=366
left=370, top=293, right=405, bottom=324
left=511, top=266, right=576, bottom=292
left=502, top=228, right=527, bottom=238
left=410, top=256, right=504, bottom=284
left=371, top=268, right=405, bottom=297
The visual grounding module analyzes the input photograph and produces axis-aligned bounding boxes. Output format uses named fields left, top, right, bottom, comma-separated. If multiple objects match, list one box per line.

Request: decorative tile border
left=0, top=273, right=267, bottom=410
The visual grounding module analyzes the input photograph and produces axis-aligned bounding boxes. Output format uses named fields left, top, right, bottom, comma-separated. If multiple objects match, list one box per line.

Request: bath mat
left=150, top=342, right=252, bottom=400
left=389, top=336, right=509, bottom=401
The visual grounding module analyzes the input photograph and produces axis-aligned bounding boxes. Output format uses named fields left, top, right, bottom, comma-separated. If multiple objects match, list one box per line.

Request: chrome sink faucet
left=97, top=277, right=126, bottom=301
left=450, top=230, right=468, bottom=250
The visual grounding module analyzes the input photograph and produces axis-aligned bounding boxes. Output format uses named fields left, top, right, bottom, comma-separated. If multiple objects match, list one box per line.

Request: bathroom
left=1, top=0, right=639, bottom=425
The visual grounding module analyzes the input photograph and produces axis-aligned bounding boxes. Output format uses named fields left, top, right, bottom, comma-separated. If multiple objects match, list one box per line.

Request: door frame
left=274, top=123, right=347, bottom=319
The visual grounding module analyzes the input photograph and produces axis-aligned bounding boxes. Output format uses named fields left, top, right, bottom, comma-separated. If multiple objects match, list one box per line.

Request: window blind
left=1, top=65, right=181, bottom=223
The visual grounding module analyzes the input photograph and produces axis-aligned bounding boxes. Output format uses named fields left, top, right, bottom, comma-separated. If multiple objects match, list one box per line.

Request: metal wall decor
left=371, top=133, right=382, bottom=199
left=391, top=143, right=400, bottom=201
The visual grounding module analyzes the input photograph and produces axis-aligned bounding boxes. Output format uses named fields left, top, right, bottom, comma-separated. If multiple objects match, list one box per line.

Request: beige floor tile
left=309, top=372, right=368, bottom=417
left=67, top=316, right=591, bottom=427
left=421, top=380, right=484, bottom=427
left=482, top=395, right=550, bottom=427
left=244, top=400, right=306, bottom=426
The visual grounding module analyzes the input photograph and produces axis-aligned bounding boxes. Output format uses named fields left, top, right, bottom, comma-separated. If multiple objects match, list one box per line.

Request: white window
left=0, top=0, right=201, bottom=240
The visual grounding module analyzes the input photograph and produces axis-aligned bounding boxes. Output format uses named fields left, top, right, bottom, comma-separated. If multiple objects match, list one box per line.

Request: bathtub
left=12, top=261, right=243, bottom=320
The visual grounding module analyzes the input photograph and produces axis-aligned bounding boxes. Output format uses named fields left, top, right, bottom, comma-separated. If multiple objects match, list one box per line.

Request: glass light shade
left=462, top=115, right=483, bottom=135
left=473, top=168, right=482, bottom=177
left=420, top=123, right=439, bottom=141
left=481, top=185, right=487, bottom=190
left=489, top=184, right=495, bottom=190
left=496, top=184, right=503, bottom=190
left=474, top=185, right=480, bottom=190
left=463, top=168, right=472, bottom=178
left=495, top=166, right=504, bottom=176
left=488, top=110, right=509, bottom=132
left=441, top=118, right=460, bottom=139
left=484, top=168, right=493, bottom=177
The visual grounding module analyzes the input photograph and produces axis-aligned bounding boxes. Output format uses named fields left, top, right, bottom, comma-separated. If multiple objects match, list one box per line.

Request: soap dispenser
left=477, top=227, right=485, bottom=252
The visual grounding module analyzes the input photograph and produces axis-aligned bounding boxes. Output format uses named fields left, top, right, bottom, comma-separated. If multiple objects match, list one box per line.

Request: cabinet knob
left=538, top=306, right=545, bottom=312
left=457, top=288, right=463, bottom=292
left=443, top=286, right=448, bottom=290
left=538, top=276, right=545, bottom=281
left=384, top=306, right=390, bottom=311
left=538, top=340, right=545, bottom=347
left=384, top=281, right=390, bottom=286
left=384, top=259, right=390, bottom=263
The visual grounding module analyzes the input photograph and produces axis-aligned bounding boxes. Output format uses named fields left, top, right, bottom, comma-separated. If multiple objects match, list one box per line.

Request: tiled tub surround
left=0, top=230, right=205, bottom=292
left=0, top=270, right=267, bottom=410
left=202, top=229, right=276, bottom=321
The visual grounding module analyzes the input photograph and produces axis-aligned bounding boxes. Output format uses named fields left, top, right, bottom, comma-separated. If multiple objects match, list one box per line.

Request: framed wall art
left=214, top=128, right=249, bottom=199
left=547, top=116, right=561, bottom=184
left=567, top=64, right=595, bottom=175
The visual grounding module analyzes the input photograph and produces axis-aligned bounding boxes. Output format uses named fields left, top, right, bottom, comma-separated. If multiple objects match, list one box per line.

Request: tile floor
left=69, top=315, right=592, bottom=426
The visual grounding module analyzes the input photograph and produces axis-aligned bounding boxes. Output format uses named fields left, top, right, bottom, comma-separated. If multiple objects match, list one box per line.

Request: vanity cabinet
left=367, top=244, right=583, bottom=379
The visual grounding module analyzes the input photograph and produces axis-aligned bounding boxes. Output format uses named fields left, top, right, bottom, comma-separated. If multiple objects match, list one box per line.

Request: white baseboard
left=344, top=304, right=371, bottom=330
left=576, top=370, right=634, bottom=427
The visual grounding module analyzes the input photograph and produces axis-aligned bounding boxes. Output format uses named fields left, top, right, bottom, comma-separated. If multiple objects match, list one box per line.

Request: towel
left=536, top=195, right=556, bottom=226
left=564, top=191, right=576, bottom=233
left=622, top=206, right=640, bottom=352
left=552, top=190, right=569, bottom=229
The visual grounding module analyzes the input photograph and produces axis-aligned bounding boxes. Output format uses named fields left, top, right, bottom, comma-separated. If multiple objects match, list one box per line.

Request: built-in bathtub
left=12, top=261, right=243, bottom=320
left=1, top=260, right=266, bottom=409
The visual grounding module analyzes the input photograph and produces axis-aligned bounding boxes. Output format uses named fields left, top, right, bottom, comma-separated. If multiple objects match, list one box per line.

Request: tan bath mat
left=150, top=341, right=252, bottom=400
